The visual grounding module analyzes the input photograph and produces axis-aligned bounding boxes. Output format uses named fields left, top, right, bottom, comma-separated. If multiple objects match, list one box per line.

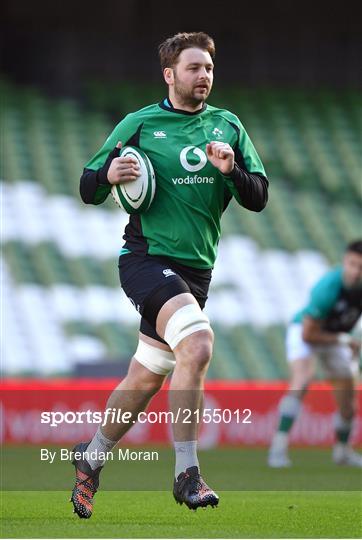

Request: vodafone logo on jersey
left=179, top=146, right=207, bottom=172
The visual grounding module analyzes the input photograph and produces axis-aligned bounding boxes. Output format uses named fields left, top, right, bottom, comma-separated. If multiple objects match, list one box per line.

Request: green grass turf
left=2, top=490, right=361, bottom=538
left=3, top=446, right=362, bottom=491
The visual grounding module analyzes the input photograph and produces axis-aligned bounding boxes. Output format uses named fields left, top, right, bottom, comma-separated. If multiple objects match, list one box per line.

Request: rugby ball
left=111, top=146, right=156, bottom=214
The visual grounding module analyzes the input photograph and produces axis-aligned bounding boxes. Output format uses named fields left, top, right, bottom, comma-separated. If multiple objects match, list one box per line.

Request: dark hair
left=346, top=240, right=362, bottom=255
left=158, top=32, right=215, bottom=70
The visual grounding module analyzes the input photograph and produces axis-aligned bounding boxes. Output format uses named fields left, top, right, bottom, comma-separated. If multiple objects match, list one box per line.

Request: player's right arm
left=106, top=142, right=140, bottom=185
left=79, top=114, right=142, bottom=205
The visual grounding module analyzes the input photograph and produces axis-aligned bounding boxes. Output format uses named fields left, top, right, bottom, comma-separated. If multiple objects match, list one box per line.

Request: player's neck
left=167, top=94, right=204, bottom=113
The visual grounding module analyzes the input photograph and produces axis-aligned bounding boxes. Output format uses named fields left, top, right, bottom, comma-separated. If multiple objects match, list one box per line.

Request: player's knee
left=289, top=363, right=314, bottom=392
left=133, top=340, right=176, bottom=381
left=289, top=378, right=310, bottom=395
left=141, top=377, right=164, bottom=396
left=190, top=330, right=213, bottom=371
left=124, top=365, right=165, bottom=396
left=175, top=329, right=214, bottom=372
left=290, top=380, right=310, bottom=398
left=163, top=303, right=212, bottom=352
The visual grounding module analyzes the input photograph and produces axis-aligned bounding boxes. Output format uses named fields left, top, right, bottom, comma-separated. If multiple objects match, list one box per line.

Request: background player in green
left=268, top=240, right=362, bottom=468
left=71, top=31, right=268, bottom=518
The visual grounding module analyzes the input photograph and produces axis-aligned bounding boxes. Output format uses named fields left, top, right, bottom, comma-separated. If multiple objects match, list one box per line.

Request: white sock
left=174, top=440, right=199, bottom=479
left=279, top=394, right=301, bottom=417
left=270, top=431, right=289, bottom=453
left=85, top=426, right=118, bottom=470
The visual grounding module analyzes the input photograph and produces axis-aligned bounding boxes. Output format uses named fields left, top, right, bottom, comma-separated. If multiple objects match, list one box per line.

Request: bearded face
left=343, top=252, right=362, bottom=288
left=173, top=69, right=212, bottom=107
left=167, top=47, right=214, bottom=109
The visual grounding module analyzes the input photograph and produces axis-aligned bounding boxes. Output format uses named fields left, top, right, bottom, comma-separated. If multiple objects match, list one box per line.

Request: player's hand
left=107, top=142, right=141, bottom=184
left=206, top=141, right=234, bottom=175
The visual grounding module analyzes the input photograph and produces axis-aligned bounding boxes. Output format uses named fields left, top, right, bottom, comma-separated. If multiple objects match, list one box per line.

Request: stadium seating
left=1, top=77, right=361, bottom=378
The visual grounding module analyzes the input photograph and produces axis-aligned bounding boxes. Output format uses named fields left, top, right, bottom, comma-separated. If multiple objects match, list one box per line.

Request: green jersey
left=293, top=267, right=362, bottom=332
left=84, top=98, right=267, bottom=269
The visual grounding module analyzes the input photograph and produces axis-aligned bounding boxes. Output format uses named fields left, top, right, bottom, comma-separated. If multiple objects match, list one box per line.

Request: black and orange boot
left=173, top=466, right=219, bottom=510
left=70, top=442, right=103, bottom=519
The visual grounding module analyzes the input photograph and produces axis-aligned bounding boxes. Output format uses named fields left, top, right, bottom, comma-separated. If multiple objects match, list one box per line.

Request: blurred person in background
left=268, top=240, right=362, bottom=468
left=71, top=31, right=268, bottom=518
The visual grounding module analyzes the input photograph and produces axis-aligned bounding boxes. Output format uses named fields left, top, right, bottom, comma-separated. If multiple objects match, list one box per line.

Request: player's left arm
left=302, top=317, right=361, bottom=356
left=206, top=117, right=268, bottom=211
left=301, top=272, right=361, bottom=355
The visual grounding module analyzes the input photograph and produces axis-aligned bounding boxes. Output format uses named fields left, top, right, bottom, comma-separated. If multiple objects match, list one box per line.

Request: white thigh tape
left=164, top=304, right=210, bottom=350
left=134, top=340, right=176, bottom=375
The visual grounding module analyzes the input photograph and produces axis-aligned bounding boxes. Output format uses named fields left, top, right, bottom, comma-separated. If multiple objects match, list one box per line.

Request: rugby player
left=71, top=31, right=268, bottom=518
left=268, top=240, right=362, bottom=468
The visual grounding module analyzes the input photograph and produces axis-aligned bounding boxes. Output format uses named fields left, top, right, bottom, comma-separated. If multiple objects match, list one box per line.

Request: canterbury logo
left=179, top=146, right=207, bottom=172
left=163, top=268, right=176, bottom=277
left=154, top=131, right=167, bottom=138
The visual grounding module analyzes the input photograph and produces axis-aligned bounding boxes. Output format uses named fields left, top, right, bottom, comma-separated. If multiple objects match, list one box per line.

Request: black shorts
left=118, top=252, right=212, bottom=344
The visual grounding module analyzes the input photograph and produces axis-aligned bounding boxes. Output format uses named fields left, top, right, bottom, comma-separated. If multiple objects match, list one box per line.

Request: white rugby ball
left=111, top=146, right=156, bottom=214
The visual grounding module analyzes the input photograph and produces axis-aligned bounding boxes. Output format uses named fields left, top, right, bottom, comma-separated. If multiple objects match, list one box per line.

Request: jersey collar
left=159, top=97, right=207, bottom=115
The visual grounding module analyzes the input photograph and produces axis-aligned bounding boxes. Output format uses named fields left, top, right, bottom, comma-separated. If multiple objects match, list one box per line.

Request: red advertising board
left=1, top=379, right=361, bottom=446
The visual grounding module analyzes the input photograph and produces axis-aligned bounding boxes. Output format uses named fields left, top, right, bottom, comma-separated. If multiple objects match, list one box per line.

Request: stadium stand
left=1, top=78, right=361, bottom=378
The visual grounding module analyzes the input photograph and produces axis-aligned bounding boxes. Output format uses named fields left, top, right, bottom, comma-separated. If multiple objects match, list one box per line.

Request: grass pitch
left=2, top=490, right=361, bottom=538
left=1, top=447, right=362, bottom=538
